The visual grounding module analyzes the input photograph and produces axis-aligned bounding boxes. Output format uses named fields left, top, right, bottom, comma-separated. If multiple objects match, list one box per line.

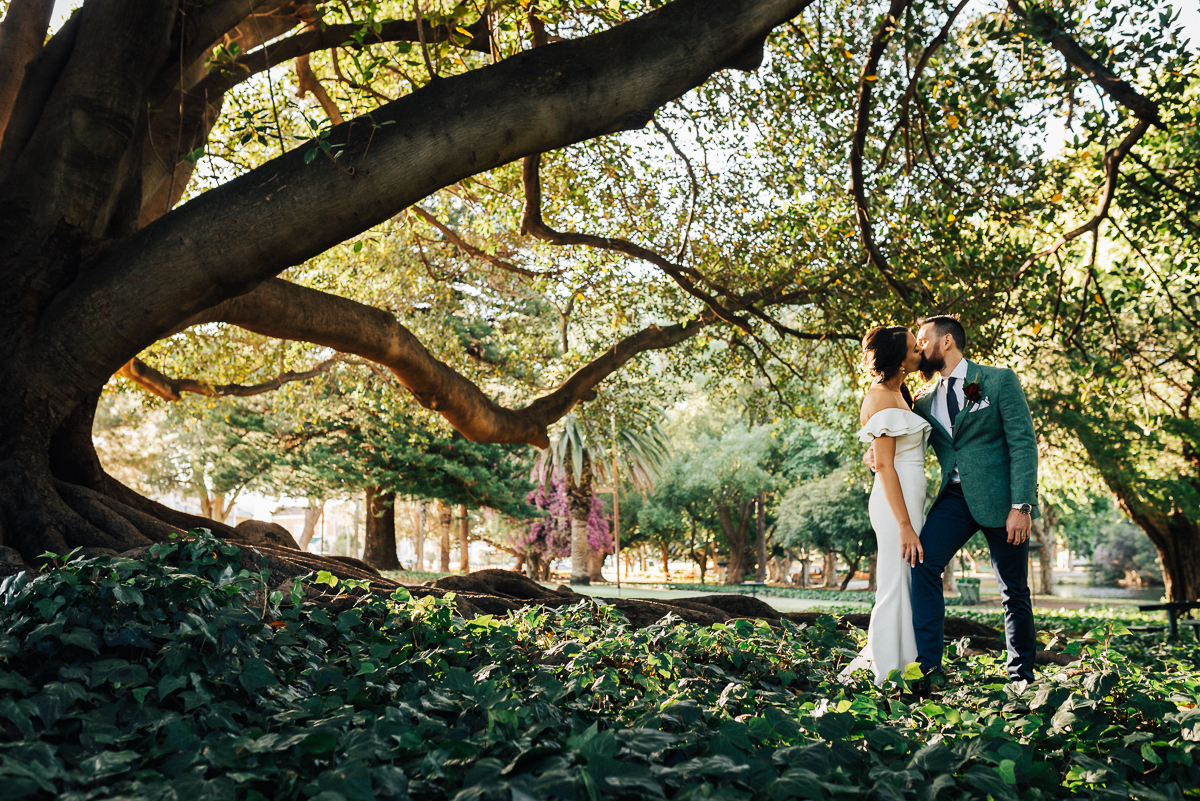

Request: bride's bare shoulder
left=859, top=387, right=898, bottom=424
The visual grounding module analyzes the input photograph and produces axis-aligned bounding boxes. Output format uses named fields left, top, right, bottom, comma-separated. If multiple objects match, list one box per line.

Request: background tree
left=535, top=408, right=669, bottom=583
left=777, top=467, right=875, bottom=590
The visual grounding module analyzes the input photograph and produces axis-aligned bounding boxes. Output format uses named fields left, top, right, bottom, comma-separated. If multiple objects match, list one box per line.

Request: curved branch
left=295, top=51, right=346, bottom=125
left=178, top=279, right=715, bottom=449
left=849, top=0, right=922, bottom=305
left=186, top=14, right=492, bottom=111
left=650, top=117, right=700, bottom=261
left=176, top=0, right=292, bottom=75
left=1007, top=0, right=1160, bottom=125
left=1009, top=118, right=1149, bottom=286
left=520, top=151, right=755, bottom=331
left=116, top=355, right=344, bottom=401
left=410, top=205, right=552, bottom=279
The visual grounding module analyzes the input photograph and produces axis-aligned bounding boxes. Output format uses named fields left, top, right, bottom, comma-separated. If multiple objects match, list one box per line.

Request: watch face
left=1019, top=504, right=1032, bottom=515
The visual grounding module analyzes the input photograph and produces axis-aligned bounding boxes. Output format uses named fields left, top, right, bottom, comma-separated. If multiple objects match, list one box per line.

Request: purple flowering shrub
left=522, top=474, right=611, bottom=559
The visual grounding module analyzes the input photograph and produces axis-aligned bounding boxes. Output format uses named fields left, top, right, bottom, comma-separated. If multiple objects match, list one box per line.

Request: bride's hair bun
left=862, top=326, right=909, bottom=381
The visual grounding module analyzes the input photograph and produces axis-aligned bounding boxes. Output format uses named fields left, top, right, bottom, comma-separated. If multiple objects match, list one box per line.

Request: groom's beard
left=919, top=351, right=945, bottom=382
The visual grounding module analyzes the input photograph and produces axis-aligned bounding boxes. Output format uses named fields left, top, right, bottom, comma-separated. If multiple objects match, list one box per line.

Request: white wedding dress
left=840, top=407, right=930, bottom=686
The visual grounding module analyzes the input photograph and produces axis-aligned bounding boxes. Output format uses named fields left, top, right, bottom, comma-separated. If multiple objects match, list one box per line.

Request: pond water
left=1052, top=584, right=1164, bottom=601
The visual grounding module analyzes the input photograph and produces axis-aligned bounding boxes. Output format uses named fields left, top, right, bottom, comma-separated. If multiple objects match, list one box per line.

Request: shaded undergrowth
left=0, top=532, right=1197, bottom=800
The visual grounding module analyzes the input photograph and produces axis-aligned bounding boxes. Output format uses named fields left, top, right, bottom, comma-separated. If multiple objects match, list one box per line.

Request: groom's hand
left=863, top=444, right=877, bottom=473
left=1006, top=509, right=1032, bottom=544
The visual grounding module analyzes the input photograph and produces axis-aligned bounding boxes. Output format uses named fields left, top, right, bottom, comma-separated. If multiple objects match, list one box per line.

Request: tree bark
left=458, top=504, right=469, bottom=574
left=1032, top=500, right=1058, bottom=596
left=564, top=451, right=593, bottom=585
left=838, top=553, right=860, bottom=591
left=438, top=501, right=452, bottom=573
left=867, top=550, right=878, bottom=593
left=414, top=501, right=426, bottom=571
left=822, top=550, right=838, bottom=589
left=297, top=498, right=324, bottom=551
left=0, top=0, right=56, bottom=137
left=718, top=502, right=754, bottom=585
left=588, top=549, right=607, bottom=583
left=362, top=487, right=400, bottom=571
left=943, top=555, right=958, bottom=595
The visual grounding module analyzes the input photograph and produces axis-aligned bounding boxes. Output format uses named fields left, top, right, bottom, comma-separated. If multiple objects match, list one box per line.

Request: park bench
left=1137, top=601, right=1200, bottom=639
left=742, top=581, right=766, bottom=597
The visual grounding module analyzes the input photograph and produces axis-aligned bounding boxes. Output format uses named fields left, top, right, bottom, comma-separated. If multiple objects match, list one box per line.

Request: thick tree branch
left=117, top=355, right=344, bottom=401
left=42, top=0, right=815, bottom=419
left=176, top=279, right=714, bottom=449
left=1006, top=0, right=1160, bottom=124
left=0, top=0, right=178, bottom=237
left=0, top=10, right=77, bottom=186
left=0, top=0, right=55, bottom=139
left=850, top=0, right=923, bottom=305
left=177, top=0, right=298, bottom=76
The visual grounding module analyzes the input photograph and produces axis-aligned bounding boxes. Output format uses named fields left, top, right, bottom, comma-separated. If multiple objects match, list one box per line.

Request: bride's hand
left=900, top=523, right=924, bottom=567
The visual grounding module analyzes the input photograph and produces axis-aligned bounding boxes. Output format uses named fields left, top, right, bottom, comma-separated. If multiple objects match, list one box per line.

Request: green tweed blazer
left=912, top=361, right=1040, bottom=527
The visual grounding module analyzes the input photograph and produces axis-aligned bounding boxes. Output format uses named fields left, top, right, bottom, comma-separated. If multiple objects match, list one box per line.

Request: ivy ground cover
left=1, top=533, right=1197, bottom=800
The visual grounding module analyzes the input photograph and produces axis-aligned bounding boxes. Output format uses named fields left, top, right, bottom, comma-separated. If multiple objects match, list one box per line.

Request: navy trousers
left=913, top=484, right=1036, bottom=681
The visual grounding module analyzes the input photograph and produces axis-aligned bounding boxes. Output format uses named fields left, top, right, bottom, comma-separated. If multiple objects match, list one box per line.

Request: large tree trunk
left=1130, top=510, right=1200, bottom=602
left=458, top=504, right=469, bottom=574
left=1032, top=500, right=1058, bottom=596
left=438, top=501, right=452, bottom=573
left=822, top=550, right=838, bottom=589
left=838, top=553, right=860, bottom=591
left=564, top=452, right=594, bottom=585
left=297, top=497, right=325, bottom=551
left=867, top=550, right=878, bottom=593
left=718, top=502, right=754, bottom=585
left=362, top=487, right=400, bottom=571
left=588, top=549, right=607, bottom=583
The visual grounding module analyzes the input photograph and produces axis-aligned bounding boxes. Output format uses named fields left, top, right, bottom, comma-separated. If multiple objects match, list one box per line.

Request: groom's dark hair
left=919, top=314, right=966, bottom=351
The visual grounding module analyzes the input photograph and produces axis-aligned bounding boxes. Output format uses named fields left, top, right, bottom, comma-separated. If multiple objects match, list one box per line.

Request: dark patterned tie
left=946, top=376, right=960, bottom=427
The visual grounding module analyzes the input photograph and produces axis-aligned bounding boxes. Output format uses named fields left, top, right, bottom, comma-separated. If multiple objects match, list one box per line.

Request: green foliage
left=777, top=468, right=876, bottom=571
left=3, top=532, right=1199, bottom=800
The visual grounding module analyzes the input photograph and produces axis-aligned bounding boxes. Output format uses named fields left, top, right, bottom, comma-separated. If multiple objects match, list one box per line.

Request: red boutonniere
left=963, top=380, right=983, bottom=404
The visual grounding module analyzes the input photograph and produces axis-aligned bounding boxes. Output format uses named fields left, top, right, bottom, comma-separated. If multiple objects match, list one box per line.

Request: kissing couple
left=842, top=315, right=1039, bottom=690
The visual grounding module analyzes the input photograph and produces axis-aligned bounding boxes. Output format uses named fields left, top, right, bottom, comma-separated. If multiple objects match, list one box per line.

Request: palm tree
left=534, top=409, right=670, bottom=584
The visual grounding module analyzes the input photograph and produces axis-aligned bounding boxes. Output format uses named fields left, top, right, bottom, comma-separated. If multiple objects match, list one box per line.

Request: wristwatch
left=1012, top=503, right=1032, bottom=516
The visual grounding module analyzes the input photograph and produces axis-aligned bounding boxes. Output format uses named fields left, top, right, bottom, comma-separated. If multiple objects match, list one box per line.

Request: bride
left=840, top=326, right=928, bottom=686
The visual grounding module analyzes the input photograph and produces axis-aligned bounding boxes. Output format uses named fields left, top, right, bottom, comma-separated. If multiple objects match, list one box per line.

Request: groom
left=882, top=315, right=1040, bottom=683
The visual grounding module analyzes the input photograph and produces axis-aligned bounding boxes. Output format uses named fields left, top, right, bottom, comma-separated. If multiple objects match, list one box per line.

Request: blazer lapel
left=952, top=361, right=982, bottom=437
left=915, top=383, right=951, bottom=440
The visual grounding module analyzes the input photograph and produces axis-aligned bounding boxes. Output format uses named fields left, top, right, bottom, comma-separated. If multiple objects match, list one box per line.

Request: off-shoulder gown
left=840, top=407, right=931, bottom=686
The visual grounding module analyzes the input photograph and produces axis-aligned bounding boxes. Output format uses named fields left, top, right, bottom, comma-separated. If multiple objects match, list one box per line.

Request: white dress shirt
left=932, top=359, right=968, bottom=483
